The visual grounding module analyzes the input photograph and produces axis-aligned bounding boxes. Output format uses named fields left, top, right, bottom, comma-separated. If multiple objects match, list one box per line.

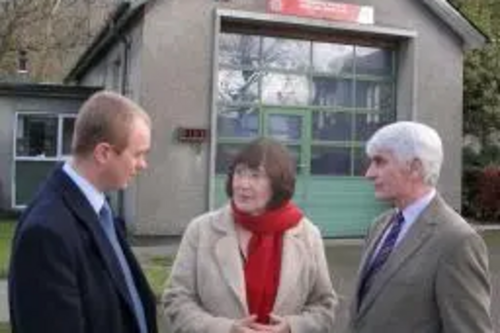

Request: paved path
left=0, top=281, right=7, bottom=322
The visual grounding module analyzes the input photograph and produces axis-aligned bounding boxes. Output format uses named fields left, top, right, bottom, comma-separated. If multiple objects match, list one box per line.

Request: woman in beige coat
left=162, top=138, right=337, bottom=333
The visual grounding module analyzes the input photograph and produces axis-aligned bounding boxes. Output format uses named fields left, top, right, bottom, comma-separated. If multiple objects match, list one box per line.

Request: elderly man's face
left=365, top=149, right=413, bottom=207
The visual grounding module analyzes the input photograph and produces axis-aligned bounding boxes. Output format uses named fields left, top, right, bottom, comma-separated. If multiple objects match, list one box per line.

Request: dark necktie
left=99, top=202, right=148, bottom=333
left=358, top=211, right=405, bottom=304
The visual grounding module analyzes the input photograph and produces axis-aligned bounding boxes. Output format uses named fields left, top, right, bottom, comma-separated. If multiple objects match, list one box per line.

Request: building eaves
left=64, top=0, right=149, bottom=83
left=422, top=0, right=488, bottom=50
left=0, top=82, right=100, bottom=99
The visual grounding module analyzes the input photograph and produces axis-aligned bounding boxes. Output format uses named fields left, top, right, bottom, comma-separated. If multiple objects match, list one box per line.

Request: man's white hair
left=366, top=121, right=443, bottom=186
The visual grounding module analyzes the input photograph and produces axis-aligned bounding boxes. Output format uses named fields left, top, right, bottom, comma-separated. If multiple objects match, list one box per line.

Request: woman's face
left=232, top=163, right=272, bottom=216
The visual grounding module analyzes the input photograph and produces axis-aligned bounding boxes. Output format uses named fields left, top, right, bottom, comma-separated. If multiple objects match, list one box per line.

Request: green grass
left=0, top=220, right=15, bottom=279
left=143, top=255, right=174, bottom=300
left=0, top=322, right=9, bottom=333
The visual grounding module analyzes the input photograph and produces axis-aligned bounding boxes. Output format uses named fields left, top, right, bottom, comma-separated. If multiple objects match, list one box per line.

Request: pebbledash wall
left=63, top=0, right=485, bottom=237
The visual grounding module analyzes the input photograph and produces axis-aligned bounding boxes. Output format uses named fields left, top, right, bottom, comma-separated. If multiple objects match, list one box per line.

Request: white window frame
left=12, top=112, right=77, bottom=208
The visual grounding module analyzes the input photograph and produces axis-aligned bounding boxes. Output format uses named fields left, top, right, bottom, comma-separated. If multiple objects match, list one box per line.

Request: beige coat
left=348, top=195, right=493, bottom=333
left=162, top=205, right=337, bottom=333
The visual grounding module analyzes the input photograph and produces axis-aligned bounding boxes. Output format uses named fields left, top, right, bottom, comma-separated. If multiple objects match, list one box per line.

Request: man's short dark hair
left=72, top=91, right=150, bottom=157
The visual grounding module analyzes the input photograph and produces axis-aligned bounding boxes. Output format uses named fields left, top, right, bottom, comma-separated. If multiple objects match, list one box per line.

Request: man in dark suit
left=9, top=91, right=158, bottom=333
left=349, top=121, right=493, bottom=333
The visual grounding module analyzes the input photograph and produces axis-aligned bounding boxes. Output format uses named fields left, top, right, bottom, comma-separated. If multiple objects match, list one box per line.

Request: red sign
left=268, top=0, right=374, bottom=24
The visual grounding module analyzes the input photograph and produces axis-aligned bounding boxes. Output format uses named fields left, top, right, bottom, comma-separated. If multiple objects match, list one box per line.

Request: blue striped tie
left=100, top=202, right=148, bottom=333
left=359, top=211, right=405, bottom=304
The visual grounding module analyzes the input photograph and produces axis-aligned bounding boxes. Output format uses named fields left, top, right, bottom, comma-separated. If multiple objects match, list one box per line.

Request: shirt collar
left=401, top=188, right=436, bottom=227
left=62, top=161, right=106, bottom=215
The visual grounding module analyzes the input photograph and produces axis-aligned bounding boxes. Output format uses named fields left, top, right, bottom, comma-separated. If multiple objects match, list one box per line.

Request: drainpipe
left=118, top=35, right=131, bottom=221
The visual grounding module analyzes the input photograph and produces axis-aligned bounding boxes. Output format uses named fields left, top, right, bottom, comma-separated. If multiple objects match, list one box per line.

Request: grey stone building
left=61, top=0, right=485, bottom=237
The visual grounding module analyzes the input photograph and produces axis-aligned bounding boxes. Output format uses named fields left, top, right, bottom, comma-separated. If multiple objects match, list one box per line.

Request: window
left=215, top=32, right=396, bottom=177
left=16, top=115, right=57, bottom=157
left=14, top=113, right=77, bottom=207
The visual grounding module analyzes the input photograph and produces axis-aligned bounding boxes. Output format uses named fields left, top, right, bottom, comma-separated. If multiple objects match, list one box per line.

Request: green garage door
left=214, top=32, right=395, bottom=237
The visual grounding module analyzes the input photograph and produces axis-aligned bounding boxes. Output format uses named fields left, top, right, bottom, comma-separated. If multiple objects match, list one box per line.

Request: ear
left=409, top=158, right=424, bottom=179
left=94, top=142, right=112, bottom=165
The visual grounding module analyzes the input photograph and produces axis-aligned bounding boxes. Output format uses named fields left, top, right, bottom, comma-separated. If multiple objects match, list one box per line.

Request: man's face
left=103, top=117, right=151, bottom=190
left=365, top=150, right=413, bottom=205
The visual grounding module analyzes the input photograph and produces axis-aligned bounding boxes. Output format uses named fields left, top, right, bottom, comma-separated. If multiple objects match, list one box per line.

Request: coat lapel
left=213, top=207, right=248, bottom=315
left=52, top=168, right=136, bottom=314
left=356, top=197, right=442, bottom=318
left=273, top=223, right=306, bottom=310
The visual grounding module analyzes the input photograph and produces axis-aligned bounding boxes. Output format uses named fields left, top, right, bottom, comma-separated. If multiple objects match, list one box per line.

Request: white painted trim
left=11, top=114, right=18, bottom=210
left=208, top=11, right=222, bottom=211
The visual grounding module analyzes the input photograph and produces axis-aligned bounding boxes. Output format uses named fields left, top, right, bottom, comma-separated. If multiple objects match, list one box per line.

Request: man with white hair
left=348, top=121, right=493, bottom=333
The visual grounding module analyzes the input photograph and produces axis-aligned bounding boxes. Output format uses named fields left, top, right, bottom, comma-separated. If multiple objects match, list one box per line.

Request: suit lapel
left=52, top=168, right=136, bottom=314
left=118, top=229, right=157, bottom=327
left=356, top=198, right=442, bottom=318
left=353, top=212, right=393, bottom=311
left=213, top=208, right=248, bottom=314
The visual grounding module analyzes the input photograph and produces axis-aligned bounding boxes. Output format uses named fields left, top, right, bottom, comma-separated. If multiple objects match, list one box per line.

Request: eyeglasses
left=233, top=165, right=268, bottom=180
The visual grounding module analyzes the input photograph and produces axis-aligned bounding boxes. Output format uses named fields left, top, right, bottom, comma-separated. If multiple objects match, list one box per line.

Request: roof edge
left=64, top=0, right=148, bottom=83
left=422, top=0, right=488, bottom=50
left=0, top=83, right=100, bottom=98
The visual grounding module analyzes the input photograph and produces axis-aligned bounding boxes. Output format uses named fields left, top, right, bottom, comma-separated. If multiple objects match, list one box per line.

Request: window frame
left=214, top=31, right=397, bottom=178
left=12, top=112, right=77, bottom=208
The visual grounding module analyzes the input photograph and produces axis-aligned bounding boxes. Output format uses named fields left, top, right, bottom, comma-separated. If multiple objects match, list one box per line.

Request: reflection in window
left=286, top=145, right=302, bottom=173
left=355, top=112, right=392, bottom=141
left=219, top=33, right=260, bottom=67
left=312, top=77, right=353, bottom=107
left=262, top=73, right=308, bottom=105
left=311, top=146, right=351, bottom=175
left=16, top=115, right=57, bottom=157
left=355, top=46, right=393, bottom=76
left=218, top=69, right=260, bottom=103
left=217, top=105, right=259, bottom=138
left=312, top=111, right=352, bottom=141
left=268, top=114, right=302, bottom=141
left=313, top=42, right=353, bottom=74
left=62, top=117, right=76, bottom=156
left=355, top=81, right=393, bottom=110
left=262, top=37, right=310, bottom=71
left=216, top=32, right=397, bottom=178
left=216, top=144, right=244, bottom=174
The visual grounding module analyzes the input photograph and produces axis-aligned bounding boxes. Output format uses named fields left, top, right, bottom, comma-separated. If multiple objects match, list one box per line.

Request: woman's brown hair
left=225, top=138, right=296, bottom=209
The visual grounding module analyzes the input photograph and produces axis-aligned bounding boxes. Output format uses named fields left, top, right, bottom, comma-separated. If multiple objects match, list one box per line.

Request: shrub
left=475, top=166, right=500, bottom=221
left=462, top=167, right=482, bottom=219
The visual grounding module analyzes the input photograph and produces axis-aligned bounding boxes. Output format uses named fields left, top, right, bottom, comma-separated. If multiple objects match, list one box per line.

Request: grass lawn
left=0, top=221, right=15, bottom=279
left=142, top=255, right=174, bottom=299
left=0, top=323, right=9, bottom=333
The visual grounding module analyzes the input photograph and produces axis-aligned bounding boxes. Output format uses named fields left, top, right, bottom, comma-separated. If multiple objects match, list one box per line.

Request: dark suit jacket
left=348, top=195, right=493, bottom=333
left=8, top=166, right=158, bottom=333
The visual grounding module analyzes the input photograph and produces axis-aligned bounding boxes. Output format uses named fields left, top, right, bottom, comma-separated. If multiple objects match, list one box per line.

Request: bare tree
left=0, top=0, right=116, bottom=82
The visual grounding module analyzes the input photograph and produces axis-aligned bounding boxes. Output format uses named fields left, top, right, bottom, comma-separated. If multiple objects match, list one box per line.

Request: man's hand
left=248, top=314, right=291, bottom=333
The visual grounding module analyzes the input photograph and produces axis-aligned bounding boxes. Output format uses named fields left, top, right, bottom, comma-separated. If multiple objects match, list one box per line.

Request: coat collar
left=211, top=205, right=306, bottom=314
left=49, top=166, right=137, bottom=315
left=354, top=195, right=446, bottom=318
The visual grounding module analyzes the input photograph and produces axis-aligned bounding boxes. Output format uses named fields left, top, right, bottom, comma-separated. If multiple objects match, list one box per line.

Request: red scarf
left=231, top=201, right=303, bottom=323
